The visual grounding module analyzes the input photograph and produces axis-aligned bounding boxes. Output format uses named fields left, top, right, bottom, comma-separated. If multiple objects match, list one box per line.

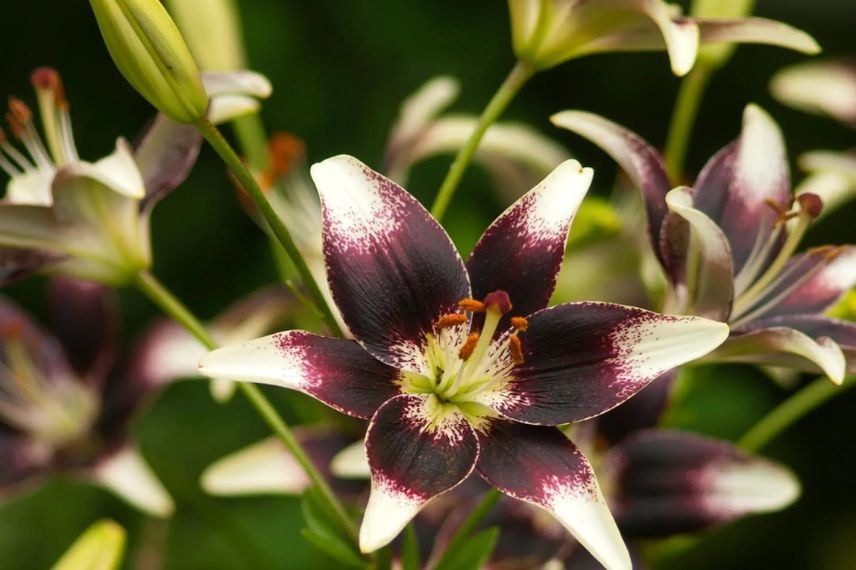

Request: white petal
left=84, top=139, right=145, bottom=199
left=330, top=439, right=371, bottom=479
left=198, top=333, right=306, bottom=390
left=771, top=61, right=856, bottom=126
left=202, top=70, right=273, bottom=98
left=386, top=76, right=460, bottom=158
left=7, top=168, right=56, bottom=206
left=201, top=437, right=310, bottom=496
left=208, top=94, right=261, bottom=124
left=702, top=456, right=800, bottom=518
left=359, top=479, right=422, bottom=554
left=92, top=446, right=174, bottom=517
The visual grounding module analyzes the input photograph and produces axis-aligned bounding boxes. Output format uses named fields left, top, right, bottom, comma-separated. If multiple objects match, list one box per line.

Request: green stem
left=429, top=62, right=534, bottom=221
left=231, top=113, right=271, bottom=171
left=193, top=118, right=343, bottom=338
left=663, top=63, right=714, bottom=182
left=432, top=489, right=501, bottom=568
left=132, top=271, right=359, bottom=545
left=738, top=375, right=854, bottom=452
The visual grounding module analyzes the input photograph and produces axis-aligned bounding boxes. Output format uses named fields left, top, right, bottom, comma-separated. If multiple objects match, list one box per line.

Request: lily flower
left=508, top=0, right=820, bottom=76
left=199, top=155, right=729, bottom=569
left=0, top=278, right=172, bottom=517
left=0, top=67, right=270, bottom=286
left=553, top=105, right=856, bottom=383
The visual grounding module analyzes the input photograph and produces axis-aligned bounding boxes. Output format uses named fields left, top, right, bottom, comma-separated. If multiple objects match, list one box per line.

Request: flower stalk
left=429, top=61, right=533, bottom=221
left=192, top=118, right=344, bottom=337
left=132, top=270, right=359, bottom=544
left=664, top=62, right=714, bottom=181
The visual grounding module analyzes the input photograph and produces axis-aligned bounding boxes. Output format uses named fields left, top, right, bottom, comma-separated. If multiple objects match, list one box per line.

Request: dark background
left=0, top=1, right=853, bottom=568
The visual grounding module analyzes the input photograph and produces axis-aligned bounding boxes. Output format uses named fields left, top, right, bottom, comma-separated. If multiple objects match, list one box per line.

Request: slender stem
left=231, top=113, right=271, bottom=171
left=432, top=489, right=501, bottom=568
left=663, top=63, right=714, bottom=181
left=193, top=118, right=344, bottom=338
left=429, top=62, right=534, bottom=221
left=738, top=375, right=854, bottom=452
left=132, top=271, right=359, bottom=544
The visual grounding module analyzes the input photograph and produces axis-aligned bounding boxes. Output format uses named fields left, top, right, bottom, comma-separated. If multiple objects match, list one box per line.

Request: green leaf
left=51, top=519, right=126, bottom=570
left=401, top=523, right=420, bottom=570
left=434, top=527, right=500, bottom=570
left=300, top=488, right=363, bottom=567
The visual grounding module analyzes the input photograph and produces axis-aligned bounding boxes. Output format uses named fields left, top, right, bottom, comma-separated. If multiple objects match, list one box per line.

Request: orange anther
left=458, top=332, right=480, bottom=360
left=1, top=320, right=24, bottom=338
left=435, top=313, right=468, bottom=330
left=7, top=97, right=32, bottom=123
left=458, top=298, right=486, bottom=313
left=509, top=334, right=524, bottom=365
left=510, top=316, right=528, bottom=331
left=261, top=132, right=306, bottom=188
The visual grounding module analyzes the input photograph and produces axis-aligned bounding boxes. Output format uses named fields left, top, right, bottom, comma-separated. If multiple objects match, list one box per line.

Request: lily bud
left=166, top=0, right=247, bottom=71
left=89, top=0, right=208, bottom=123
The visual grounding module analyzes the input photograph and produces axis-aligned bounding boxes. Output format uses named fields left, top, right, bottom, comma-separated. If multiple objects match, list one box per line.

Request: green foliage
left=433, top=527, right=500, bottom=570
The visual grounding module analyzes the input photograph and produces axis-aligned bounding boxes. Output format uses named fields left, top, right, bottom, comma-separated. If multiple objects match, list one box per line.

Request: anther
left=1, top=320, right=24, bottom=338
left=509, top=334, right=524, bottom=365
left=510, top=316, right=528, bottom=331
left=8, top=97, right=32, bottom=124
left=435, top=313, right=468, bottom=330
left=261, top=132, right=305, bottom=188
left=483, top=290, right=512, bottom=314
left=458, top=332, right=480, bottom=360
left=458, top=298, right=486, bottom=312
left=796, top=193, right=824, bottom=218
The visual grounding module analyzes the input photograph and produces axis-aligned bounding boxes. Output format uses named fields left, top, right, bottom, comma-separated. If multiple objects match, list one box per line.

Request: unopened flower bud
left=89, top=0, right=207, bottom=123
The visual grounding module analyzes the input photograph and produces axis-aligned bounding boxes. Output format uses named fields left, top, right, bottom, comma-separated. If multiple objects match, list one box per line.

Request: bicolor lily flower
left=508, top=0, right=820, bottom=76
left=553, top=105, right=856, bottom=383
left=0, top=279, right=173, bottom=517
left=199, top=155, right=729, bottom=569
left=0, top=67, right=270, bottom=286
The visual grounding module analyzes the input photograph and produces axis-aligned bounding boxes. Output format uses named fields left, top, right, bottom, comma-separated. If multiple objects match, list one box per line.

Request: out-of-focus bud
left=166, top=0, right=246, bottom=71
left=692, top=0, right=755, bottom=68
left=89, top=0, right=208, bottom=123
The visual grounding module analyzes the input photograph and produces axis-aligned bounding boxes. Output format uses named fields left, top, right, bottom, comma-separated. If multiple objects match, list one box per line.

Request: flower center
left=730, top=193, right=826, bottom=324
left=0, top=323, right=99, bottom=449
left=400, top=290, right=528, bottom=425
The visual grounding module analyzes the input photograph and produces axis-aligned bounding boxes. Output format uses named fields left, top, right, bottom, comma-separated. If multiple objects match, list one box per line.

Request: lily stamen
left=7, top=96, right=52, bottom=168
left=458, top=332, right=480, bottom=360
left=435, top=313, right=468, bottom=330
left=458, top=298, right=486, bottom=312
left=509, top=334, right=524, bottom=365
left=510, top=316, right=528, bottom=331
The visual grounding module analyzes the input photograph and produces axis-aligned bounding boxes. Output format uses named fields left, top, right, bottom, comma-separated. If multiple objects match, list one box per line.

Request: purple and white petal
left=467, top=160, right=592, bottom=326
left=744, top=246, right=856, bottom=321
left=311, top=155, right=470, bottom=372
left=603, top=430, right=800, bottom=537
left=664, top=187, right=734, bottom=321
left=0, top=247, right=64, bottom=286
left=47, top=278, right=118, bottom=382
left=198, top=330, right=400, bottom=419
left=490, top=303, right=728, bottom=425
left=696, top=18, right=820, bottom=57
left=89, top=445, right=174, bottom=518
left=133, top=114, right=201, bottom=209
left=692, top=105, right=790, bottom=280
left=772, top=60, right=856, bottom=127
left=476, top=422, right=630, bottom=570
left=550, top=111, right=672, bottom=269
left=711, top=326, right=846, bottom=384
left=743, top=315, right=856, bottom=374
left=0, top=430, right=50, bottom=489
left=361, top=394, right=478, bottom=553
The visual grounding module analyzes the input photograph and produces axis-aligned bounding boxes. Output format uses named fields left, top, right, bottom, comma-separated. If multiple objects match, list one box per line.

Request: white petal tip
left=358, top=484, right=421, bottom=553
left=200, top=438, right=309, bottom=496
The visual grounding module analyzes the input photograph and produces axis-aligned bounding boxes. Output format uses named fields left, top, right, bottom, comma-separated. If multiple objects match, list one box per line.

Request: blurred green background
left=0, top=0, right=854, bottom=568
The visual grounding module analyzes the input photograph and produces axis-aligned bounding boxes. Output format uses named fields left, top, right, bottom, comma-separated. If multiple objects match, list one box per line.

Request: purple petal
left=603, top=430, right=800, bottom=537
left=692, top=105, right=790, bottom=278
left=744, top=315, right=856, bottom=373
left=745, top=246, right=856, bottom=320
left=476, top=421, right=630, bottom=570
left=550, top=111, right=671, bottom=270
left=467, top=160, right=592, bottom=330
left=46, top=278, right=118, bottom=381
left=0, top=247, right=63, bottom=286
left=310, top=155, right=470, bottom=372
left=712, top=326, right=846, bottom=383
left=592, top=370, right=677, bottom=446
left=199, top=330, right=400, bottom=419
left=361, top=394, right=478, bottom=552
left=0, top=297, right=71, bottom=379
left=133, top=114, right=202, bottom=209
left=0, top=429, right=49, bottom=489
left=492, top=303, right=728, bottom=425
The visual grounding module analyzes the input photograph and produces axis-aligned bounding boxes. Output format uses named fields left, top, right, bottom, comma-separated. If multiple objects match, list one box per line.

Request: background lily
left=0, top=278, right=172, bottom=517
left=771, top=59, right=856, bottom=218
left=508, top=0, right=819, bottom=75
left=553, top=105, right=856, bottom=383
left=0, top=68, right=270, bottom=286
left=199, top=155, right=729, bottom=569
